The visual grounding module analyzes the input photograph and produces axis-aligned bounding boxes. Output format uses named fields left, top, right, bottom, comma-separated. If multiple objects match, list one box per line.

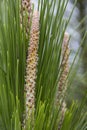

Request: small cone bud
left=20, top=0, right=31, bottom=37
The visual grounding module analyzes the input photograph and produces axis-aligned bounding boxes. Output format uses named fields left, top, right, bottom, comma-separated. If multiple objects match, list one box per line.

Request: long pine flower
left=56, top=33, right=70, bottom=130
left=25, top=11, right=39, bottom=121
left=56, top=32, right=70, bottom=105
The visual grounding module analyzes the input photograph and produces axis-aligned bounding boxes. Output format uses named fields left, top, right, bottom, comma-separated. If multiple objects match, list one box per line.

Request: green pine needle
left=0, top=0, right=87, bottom=130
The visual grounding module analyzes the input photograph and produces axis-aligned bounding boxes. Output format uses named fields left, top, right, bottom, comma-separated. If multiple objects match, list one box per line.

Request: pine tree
left=0, top=0, right=87, bottom=130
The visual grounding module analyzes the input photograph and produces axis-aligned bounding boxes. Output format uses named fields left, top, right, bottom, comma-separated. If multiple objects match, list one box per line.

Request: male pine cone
left=25, top=11, right=39, bottom=119
left=20, top=0, right=31, bottom=37
left=57, top=33, right=70, bottom=130
left=56, top=32, right=70, bottom=105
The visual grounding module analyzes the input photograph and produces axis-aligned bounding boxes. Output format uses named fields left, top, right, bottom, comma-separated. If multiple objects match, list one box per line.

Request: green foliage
left=0, top=0, right=26, bottom=129
left=0, top=0, right=87, bottom=130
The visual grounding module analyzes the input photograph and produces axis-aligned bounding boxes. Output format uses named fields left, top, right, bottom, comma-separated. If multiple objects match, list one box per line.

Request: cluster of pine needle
left=0, top=0, right=87, bottom=130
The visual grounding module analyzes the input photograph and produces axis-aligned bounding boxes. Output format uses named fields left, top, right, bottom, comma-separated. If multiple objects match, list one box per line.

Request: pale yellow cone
left=56, top=33, right=70, bottom=130
left=20, top=0, right=31, bottom=37
left=25, top=11, right=39, bottom=121
left=56, top=32, right=70, bottom=105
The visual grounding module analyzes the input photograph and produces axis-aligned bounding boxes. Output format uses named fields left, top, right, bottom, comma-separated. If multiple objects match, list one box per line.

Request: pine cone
left=20, top=0, right=31, bottom=37
left=56, top=32, right=70, bottom=130
left=56, top=32, right=70, bottom=105
left=25, top=11, right=39, bottom=120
